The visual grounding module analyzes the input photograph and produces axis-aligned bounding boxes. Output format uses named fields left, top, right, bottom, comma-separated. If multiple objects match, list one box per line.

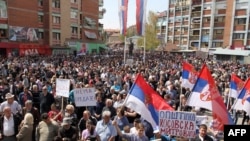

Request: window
left=248, top=33, right=250, bottom=39
left=52, top=0, right=60, bottom=8
left=182, top=6, right=189, bottom=11
left=235, top=18, right=246, bottom=25
left=233, top=33, right=245, bottom=39
left=53, top=16, right=60, bottom=24
left=202, top=30, right=209, bottom=35
left=38, top=0, right=43, bottom=6
left=71, top=10, right=78, bottom=19
left=38, top=15, right=43, bottom=22
left=38, top=31, right=44, bottom=39
left=214, top=17, right=224, bottom=22
left=169, top=0, right=175, bottom=5
left=71, top=0, right=77, bottom=3
left=53, top=32, right=60, bottom=40
left=0, top=1, right=7, bottom=18
left=71, top=27, right=78, bottom=34
left=0, top=29, right=7, bottom=37
left=212, top=42, right=223, bottom=47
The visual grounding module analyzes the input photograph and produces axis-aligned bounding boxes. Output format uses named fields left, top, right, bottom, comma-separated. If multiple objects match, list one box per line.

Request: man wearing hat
left=58, top=117, right=77, bottom=141
left=0, top=93, right=22, bottom=116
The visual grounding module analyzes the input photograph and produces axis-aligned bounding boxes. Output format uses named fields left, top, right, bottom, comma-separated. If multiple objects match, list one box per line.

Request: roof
left=212, top=48, right=250, bottom=56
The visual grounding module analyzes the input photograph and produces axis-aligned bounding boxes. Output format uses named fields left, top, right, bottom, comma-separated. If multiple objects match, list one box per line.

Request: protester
left=16, top=113, right=34, bottom=141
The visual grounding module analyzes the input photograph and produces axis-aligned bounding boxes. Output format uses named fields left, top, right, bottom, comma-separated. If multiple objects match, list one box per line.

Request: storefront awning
left=84, top=31, right=97, bottom=39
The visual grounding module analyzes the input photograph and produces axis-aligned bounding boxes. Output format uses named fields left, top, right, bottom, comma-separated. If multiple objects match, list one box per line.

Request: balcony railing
left=213, top=35, right=223, bottom=40
left=71, top=3, right=78, bottom=9
left=204, top=0, right=212, bottom=2
left=182, top=11, right=189, bottom=15
left=191, top=12, right=201, bottom=17
left=70, top=18, right=78, bottom=23
left=203, top=10, right=211, bottom=15
left=217, top=9, right=226, bottom=15
left=175, top=22, right=181, bottom=26
left=234, top=25, right=246, bottom=31
left=235, top=10, right=247, bottom=16
left=71, top=33, right=78, bottom=39
left=183, top=21, right=189, bottom=25
left=175, top=12, right=181, bottom=16
left=169, top=4, right=175, bottom=8
left=99, top=0, right=104, bottom=7
left=99, top=13, right=103, bottom=19
left=52, top=23, right=61, bottom=29
left=175, top=31, right=181, bottom=35
left=52, top=8, right=60, bottom=13
left=52, top=40, right=61, bottom=45
left=192, top=0, right=202, bottom=6
left=202, top=22, right=210, bottom=27
left=189, top=36, right=200, bottom=40
left=214, top=22, right=224, bottom=27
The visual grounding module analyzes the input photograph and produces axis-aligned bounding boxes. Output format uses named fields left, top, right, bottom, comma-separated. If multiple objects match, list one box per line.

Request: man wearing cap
left=58, top=117, right=77, bottom=141
left=0, top=93, right=22, bottom=116
left=95, top=110, right=117, bottom=141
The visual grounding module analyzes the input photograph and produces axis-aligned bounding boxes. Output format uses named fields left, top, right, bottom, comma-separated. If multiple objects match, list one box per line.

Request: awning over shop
left=84, top=31, right=97, bottom=39
left=213, top=48, right=250, bottom=56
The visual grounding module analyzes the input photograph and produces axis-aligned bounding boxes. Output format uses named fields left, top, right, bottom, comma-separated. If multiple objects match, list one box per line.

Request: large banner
left=9, top=26, right=39, bottom=42
left=0, top=0, right=7, bottom=18
left=74, top=88, right=96, bottom=107
left=159, top=111, right=196, bottom=138
left=56, top=79, right=70, bottom=97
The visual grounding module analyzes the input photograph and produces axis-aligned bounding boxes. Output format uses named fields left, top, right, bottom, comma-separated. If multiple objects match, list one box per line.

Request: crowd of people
left=0, top=52, right=249, bottom=141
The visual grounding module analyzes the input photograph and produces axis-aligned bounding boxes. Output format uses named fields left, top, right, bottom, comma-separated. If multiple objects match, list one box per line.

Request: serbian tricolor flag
left=234, top=78, right=250, bottom=115
left=123, top=73, right=173, bottom=129
left=229, top=74, right=244, bottom=98
left=187, top=64, right=234, bottom=131
left=181, top=62, right=198, bottom=90
left=136, top=0, right=147, bottom=36
left=118, top=0, right=128, bottom=35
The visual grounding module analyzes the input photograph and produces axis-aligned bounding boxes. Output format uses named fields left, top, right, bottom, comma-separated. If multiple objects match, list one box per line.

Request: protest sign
left=74, top=88, right=96, bottom=107
left=196, top=115, right=208, bottom=125
left=56, top=79, right=70, bottom=97
left=159, top=110, right=196, bottom=138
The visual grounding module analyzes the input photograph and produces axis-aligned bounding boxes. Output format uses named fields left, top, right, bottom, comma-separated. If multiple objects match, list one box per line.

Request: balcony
left=52, top=8, right=60, bottom=13
left=214, top=22, right=224, bottom=27
left=38, top=22, right=43, bottom=28
left=191, top=12, right=201, bottom=17
left=217, top=9, right=226, bottom=15
left=182, top=41, right=188, bottom=45
left=234, top=25, right=246, bottom=31
left=168, top=23, right=174, bottom=27
left=232, top=40, right=244, bottom=47
left=247, top=40, right=250, bottom=45
left=202, top=22, right=210, bottom=27
left=182, top=11, right=189, bottom=15
left=190, top=36, right=200, bottom=40
left=183, top=21, right=189, bottom=25
left=168, top=32, right=173, bottom=35
left=99, top=13, right=103, bottom=19
left=169, top=4, right=175, bottom=8
left=175, top=22, right=181, bottom=26
left=71, top=2, right=78, bottom=9
left=176, top=12, right=181, bottom=16
left=52, top=23, right=61, bottom=29
left=235, top=9, right=247, bottom=16
left=71, top=33, right=78, bottom=39
left=99, top=0, right=103, bottom=7
left=38, top=5, right=43, bottom=11
left=169, top=13, right=174, bottom=17
left=0, top=17, right=8, bottom=24
left=52, top=40, right=61, bottom=45
left=248, top=24, right=250, bottom=30
left=175, top=31, right=181, bottom=35
left=203, top=10, right=211, bottom=15
left=213, top=35, right=223, bottom=40
left=192, top=0, right=202, bottom=6
left=204, top=0, right=212, bottom=2
left=70, top=18, right=78, bottom=24
left=191, top=24, right=200, bottom=29
left=174, top=41, right=180, bottom=44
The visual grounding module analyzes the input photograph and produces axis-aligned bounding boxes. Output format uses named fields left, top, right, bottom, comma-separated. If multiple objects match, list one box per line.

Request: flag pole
left=143, top=36, right=146, bottom=63
left=124, top=36, right=127, bottom=65
left=227, top=90, right=232, bottom=110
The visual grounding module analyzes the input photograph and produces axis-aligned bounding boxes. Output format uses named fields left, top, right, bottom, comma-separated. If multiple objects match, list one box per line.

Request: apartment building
left=162, top=0, right=250, bottom=50
left=0, top=0, right=105, bottom=56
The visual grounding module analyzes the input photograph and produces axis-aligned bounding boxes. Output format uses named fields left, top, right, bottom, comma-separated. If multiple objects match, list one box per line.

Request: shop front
left=0, top=42, right=52, bottom=57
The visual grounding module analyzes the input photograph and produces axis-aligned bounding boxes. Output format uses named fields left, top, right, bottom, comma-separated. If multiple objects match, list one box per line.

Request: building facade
left=162, top=0, right=250, bottom=50
left=0, top=0, right=105, bottom=56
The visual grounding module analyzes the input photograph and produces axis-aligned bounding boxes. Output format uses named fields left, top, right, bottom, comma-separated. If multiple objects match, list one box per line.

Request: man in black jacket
left=0, top=106, right=21, bottom=141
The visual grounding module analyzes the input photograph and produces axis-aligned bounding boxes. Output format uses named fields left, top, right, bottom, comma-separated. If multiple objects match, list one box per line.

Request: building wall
left=8, top=0, right=38, bottom=27
left=81, top=0, right=100, bottom=42
left=165, top=0, right=250, bottom=50
left=60, top=0, right=71, bottom=46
